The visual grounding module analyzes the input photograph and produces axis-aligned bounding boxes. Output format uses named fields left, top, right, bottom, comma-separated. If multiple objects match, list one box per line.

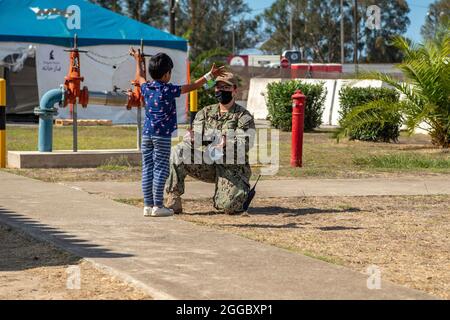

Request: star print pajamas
left=141, top=81, right=181, bottom=207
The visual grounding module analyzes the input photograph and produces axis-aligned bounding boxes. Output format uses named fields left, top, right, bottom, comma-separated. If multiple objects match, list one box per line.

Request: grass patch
left=98, top=156, right=133, bottom=171
left=115, top=198, right=142, bottom=207
left=6, top=125, right=138, bottom=151
left=354, top=153, right=450, bottom=169
left=301, top=250, right=344, bottom=265
left=6, top=126, right=450, bottom=180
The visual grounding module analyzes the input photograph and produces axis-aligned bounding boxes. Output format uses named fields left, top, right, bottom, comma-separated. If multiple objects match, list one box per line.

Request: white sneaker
left=151, top=206, right=174, bottom=217
left=143, top=206, right=153, bottom=217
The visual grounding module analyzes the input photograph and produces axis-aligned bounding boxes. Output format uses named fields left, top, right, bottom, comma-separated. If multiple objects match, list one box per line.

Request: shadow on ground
left=0, top=206, right=133, bottom=272
left=215, top=223, right=364, bottom=231
left=185, top=206, right=361, bottom=217
left=248, top=206, right=361, bottom=216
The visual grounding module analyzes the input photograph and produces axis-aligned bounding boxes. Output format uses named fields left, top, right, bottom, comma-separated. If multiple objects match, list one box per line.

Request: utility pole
left=232, top=28, right=236, bottom=55
left=290, top=11, right=293, bottom=49
left=340, top=0, right=344, bottom=65
left=290, top=1, right=295, bottom=49
left=169, top=0, right=176, bottom=35
left=353, top=0, right=359, bottom=75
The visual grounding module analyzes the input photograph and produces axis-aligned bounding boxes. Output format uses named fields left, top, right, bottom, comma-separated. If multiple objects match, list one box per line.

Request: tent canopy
left=0, top=0, right=187, bottom=51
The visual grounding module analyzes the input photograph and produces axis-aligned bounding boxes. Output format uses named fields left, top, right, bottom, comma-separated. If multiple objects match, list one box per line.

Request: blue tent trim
left=0, top=0, right=188, bottom=51
left=0, top=35, right=187, bottom=51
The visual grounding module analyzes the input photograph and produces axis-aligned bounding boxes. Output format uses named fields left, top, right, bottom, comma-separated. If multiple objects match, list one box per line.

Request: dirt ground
left=120, top=195, right=450, bottom=299
left=0, top=224, right=151, bottom=300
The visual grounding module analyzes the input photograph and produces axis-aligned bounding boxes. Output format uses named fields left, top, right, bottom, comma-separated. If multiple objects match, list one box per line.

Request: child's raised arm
left=181, top=64, right=226, bottom=94
left=129, top=47, right=147, bottom=85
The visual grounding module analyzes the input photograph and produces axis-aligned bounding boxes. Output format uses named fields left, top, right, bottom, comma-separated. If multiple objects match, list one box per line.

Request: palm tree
left=338, top=31, right=450, bottom=148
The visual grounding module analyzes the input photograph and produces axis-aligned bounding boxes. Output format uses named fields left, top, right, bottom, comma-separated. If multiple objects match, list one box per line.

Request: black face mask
left=215, top=90, right=233, bottom=105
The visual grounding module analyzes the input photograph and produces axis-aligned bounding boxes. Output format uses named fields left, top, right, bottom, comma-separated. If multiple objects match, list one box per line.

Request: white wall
left=246, top=78, right=281, bottom=121
left=247, top=78, right=386, bottom=126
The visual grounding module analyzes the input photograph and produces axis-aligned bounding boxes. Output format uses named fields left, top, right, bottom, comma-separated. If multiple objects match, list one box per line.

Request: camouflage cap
left=215, top=72, right=239, bottom=87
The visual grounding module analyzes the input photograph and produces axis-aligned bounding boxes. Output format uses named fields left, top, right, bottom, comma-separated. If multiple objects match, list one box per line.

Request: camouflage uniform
left=166, top=103, right=255, bottom=214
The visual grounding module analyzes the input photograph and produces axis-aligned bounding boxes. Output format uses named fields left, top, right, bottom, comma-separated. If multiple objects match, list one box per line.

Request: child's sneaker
left=151, top=206, right=174, bottom=217
left=143, top=207, right=153, bottom=217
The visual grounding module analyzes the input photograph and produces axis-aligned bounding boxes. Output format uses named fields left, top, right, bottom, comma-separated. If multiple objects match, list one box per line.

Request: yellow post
left=189, top=90, right=198, bottom=127
left=0, top=78, right=6, bottom=168
left=190, top=89, right=198, bottom=113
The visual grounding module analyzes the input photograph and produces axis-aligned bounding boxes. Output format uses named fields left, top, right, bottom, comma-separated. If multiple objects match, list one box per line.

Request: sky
left=246, top=0, right=435, bottom=43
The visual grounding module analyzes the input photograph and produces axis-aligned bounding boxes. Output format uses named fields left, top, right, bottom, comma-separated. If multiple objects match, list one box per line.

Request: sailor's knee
left=215, top=190, right=247, bottom=214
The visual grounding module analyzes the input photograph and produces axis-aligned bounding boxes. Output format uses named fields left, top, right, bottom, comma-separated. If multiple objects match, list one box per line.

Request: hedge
left=266, top=80, right=326, bottom=131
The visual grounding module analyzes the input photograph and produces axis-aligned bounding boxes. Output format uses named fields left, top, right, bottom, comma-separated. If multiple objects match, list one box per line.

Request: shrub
left=266, top=80, right=326, bottom=131
left=338, top=86, right=402, bottom=142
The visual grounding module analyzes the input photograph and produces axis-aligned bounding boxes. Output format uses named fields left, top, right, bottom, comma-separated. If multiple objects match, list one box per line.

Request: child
left=129, top=48, right=225, bottom=217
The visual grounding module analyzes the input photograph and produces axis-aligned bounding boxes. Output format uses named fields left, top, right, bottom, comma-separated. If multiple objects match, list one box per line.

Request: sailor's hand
left=210, top=63, right=226, bottom=78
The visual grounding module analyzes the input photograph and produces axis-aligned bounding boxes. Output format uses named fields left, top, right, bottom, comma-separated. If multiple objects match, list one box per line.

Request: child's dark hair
left=148, top=53, right=174, bottom=80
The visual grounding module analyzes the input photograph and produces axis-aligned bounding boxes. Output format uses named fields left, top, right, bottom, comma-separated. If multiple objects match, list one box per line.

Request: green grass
left=6, top=125, right=138, bottom=151
left=354, top=153, right=450, bottom=170
left=98, top=156, right=133, bottom=171
left=301, top=250, right=344, bottom=266
left=5, top=125, right=450, bottom=180
left=115, top=198, right=142, bottom=207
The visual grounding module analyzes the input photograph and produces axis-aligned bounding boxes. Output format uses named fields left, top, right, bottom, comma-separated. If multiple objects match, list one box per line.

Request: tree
left=421, top=0, right=450, bottom=41
left=176, top=0, right=260, bottom=58
left=124, top=0, right=168, bottom=29
left=91, top=0, right=168, bottom=29
left=338, top=34, right=450, bottom=148
left=360, top=0, right=410, bottom=63
left=259, top=0, right=410, bottom=63
left=90, top=0, right=123, bottom=13
left=259, top=0, right=353, bottom=63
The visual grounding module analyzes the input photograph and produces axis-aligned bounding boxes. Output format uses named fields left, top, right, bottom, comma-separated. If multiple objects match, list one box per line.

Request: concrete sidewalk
left=0, top=171, right=437, bottom=299
left=62, top=177, right=450, bottom=200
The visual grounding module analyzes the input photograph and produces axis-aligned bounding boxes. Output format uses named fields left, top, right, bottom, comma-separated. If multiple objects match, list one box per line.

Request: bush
left=338, top=87, right=402, bottom=142
left=266, top=80, right=326, bottom=131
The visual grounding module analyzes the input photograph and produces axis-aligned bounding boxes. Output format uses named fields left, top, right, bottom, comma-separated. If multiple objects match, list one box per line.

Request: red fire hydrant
left=291, top=90, right=306, bottom=167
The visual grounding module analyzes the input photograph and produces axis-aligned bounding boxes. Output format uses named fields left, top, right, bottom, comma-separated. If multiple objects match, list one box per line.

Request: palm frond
left=190, top=48, right=230, bottom=74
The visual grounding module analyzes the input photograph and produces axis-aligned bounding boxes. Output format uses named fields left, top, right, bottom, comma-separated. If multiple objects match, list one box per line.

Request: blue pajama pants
left=142, top=135, right=172, bottom=207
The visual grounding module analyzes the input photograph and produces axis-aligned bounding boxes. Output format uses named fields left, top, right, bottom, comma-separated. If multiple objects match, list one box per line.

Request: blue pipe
left=34, top=88, right=63, bottom=152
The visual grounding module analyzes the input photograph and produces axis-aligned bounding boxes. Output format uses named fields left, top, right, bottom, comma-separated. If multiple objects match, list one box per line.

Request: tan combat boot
left=165, top=193, right=183, bottom=214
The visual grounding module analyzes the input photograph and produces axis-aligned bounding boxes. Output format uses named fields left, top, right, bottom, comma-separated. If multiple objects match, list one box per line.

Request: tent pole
left=137, top=107, right=142, bottom=150
left=73, top=103, right=78, bottom=153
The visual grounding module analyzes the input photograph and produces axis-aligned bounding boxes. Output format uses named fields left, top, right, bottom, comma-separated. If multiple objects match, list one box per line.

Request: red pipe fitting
left=291, top=90, right=306, bottom=167
left=126, top=80, right=143, bottom=110
left=127, top=45, right=147, bottom=110
left=63, top=37, right=89, bottom=110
